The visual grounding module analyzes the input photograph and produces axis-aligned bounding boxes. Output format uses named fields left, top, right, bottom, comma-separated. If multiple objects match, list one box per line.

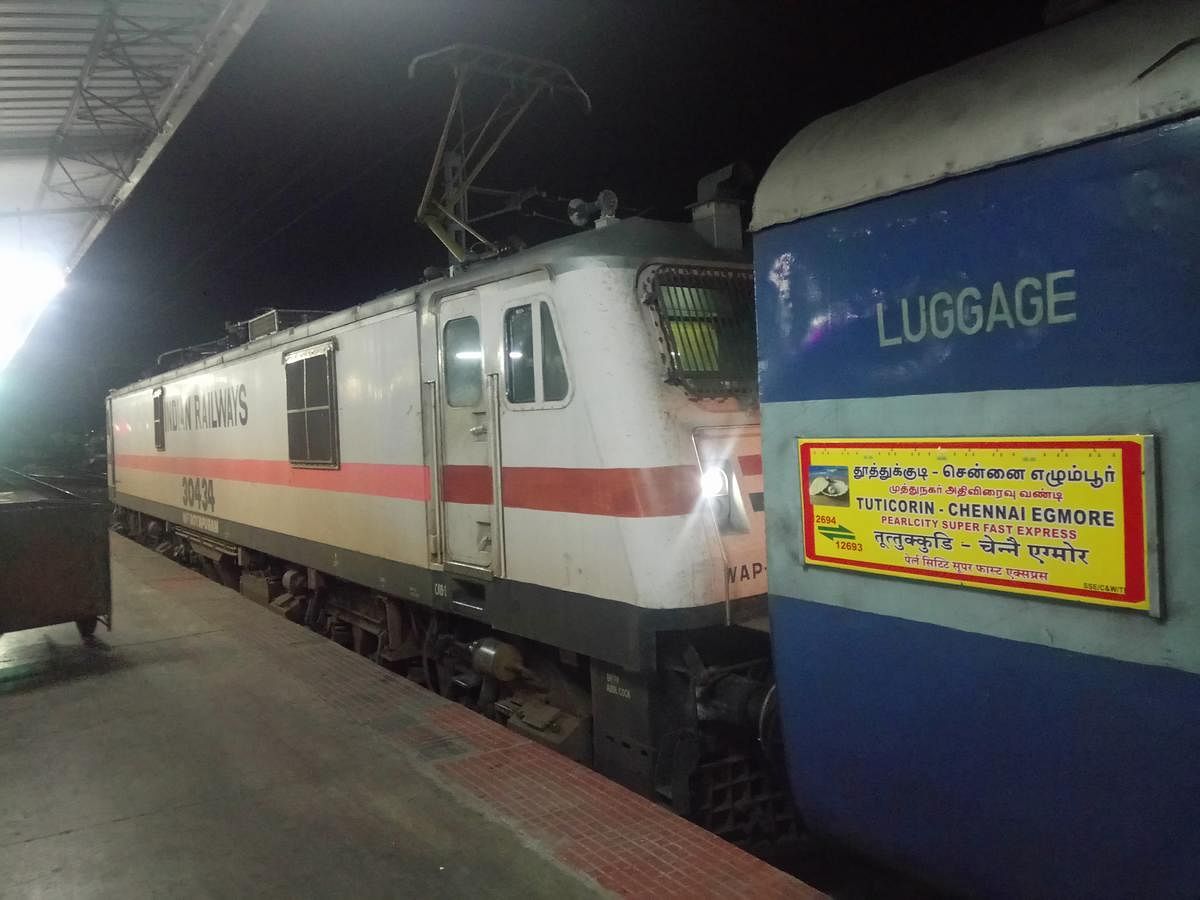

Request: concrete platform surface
left=0, top=536, right=820, bottom=899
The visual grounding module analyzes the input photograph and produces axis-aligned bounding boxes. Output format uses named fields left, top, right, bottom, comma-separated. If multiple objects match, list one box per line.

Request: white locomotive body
left=108, top=217, right=782, bottom=839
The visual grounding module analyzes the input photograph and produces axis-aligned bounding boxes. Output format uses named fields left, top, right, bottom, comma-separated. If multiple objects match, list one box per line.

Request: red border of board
left=799, top=440, right=1147, bottom=605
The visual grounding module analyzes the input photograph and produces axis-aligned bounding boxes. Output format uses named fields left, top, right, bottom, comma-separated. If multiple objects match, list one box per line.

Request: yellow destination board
left=798, top=436, right=1156, bottom=613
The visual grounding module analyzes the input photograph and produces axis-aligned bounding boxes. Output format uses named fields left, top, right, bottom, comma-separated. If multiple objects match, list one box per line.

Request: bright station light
left=700, top=465, right=729, bottom=499
left=0, top=250, right=65, bottom=372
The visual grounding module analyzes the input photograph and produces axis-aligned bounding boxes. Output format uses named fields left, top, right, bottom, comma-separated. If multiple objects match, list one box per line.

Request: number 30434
left=182, top=476, right=216, bottom=512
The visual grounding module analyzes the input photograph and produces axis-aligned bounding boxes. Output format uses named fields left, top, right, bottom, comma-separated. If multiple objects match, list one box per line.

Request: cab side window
left=541, top=302, right=568, bottom=402
left=504, top=305, right=536, bottom=403
left=504, top=300, right=570, bottom=406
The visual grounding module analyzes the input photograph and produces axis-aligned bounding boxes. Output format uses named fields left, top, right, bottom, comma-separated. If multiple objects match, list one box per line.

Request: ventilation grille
left=645, top=265, right=756, bottom=398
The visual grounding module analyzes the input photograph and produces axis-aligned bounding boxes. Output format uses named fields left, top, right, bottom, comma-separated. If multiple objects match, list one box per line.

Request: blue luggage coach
left=751, top=2, right=1200, bottom=897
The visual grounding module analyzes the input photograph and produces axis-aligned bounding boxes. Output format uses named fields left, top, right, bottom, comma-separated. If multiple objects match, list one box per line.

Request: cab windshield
left=644, top=265, right=756, bottom=398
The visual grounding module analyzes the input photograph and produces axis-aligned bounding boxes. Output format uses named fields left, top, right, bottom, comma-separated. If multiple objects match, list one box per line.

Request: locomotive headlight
left=0, top=250, right=65, bottom=372
left=700, top=465, right=729, bottom=499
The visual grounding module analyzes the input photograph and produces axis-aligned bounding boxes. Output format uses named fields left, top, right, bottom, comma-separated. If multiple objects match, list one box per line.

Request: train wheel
left=76, top=616, right=98, bottom=638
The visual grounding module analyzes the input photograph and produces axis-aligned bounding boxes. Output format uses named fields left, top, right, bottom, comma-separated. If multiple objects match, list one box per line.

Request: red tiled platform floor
left=1, top=536, right=821, bottom=898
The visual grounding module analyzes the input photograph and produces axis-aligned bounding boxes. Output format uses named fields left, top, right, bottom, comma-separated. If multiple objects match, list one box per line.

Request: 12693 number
left=182, top=476, right=216, bottom=512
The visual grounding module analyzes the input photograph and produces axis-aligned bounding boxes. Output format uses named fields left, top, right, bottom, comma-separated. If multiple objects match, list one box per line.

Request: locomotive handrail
left=422, top=378, right=445, bottom=568
left=486, top=372, right=506, bottom=580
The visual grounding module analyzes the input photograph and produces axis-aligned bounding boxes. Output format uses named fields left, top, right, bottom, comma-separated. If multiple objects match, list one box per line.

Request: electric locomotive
left=107, top=180, right=789, bottom=842
left=753, top=1, right=1200, bottom=896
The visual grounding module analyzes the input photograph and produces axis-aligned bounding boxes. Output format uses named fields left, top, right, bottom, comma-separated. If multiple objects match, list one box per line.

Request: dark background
left=2, top=0, right=1047, bottom=445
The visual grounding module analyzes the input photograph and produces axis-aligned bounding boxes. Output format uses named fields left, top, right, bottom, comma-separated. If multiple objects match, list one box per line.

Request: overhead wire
left=197, top=63, right=591, bottom=286
left=178, top=78, right=542, bottom=292
left=152, top=49, right=385, bottom=286
left=155, top=3, right=606, bottom=320
left=199, top=9, right=605, bottom=285
left=197, top=112, right=443, bottom=284
left=159, top=79, right=423, bottom=293
left=146, top=80, right=431, bottom=319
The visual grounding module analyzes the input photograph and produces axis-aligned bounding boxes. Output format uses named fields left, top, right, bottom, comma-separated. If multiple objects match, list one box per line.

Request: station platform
left=0, top=535, right=821, bottom=899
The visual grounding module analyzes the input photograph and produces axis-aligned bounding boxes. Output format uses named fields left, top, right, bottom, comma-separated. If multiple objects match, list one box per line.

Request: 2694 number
left=182, top=476, right=216, bottom=512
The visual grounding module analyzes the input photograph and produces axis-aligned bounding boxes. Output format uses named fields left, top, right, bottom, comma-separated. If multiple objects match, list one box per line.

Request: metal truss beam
left=37, top=2, right=214, bottom=208
left=0, top=0, right=270, bottom=266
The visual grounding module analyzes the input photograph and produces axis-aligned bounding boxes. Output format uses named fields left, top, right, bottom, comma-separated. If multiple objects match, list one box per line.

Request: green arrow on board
left=817, top=524, right=856, bottom=540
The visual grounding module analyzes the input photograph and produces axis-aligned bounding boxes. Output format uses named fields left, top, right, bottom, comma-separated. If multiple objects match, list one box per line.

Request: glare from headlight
left=700, top=466, right=729, bottom=499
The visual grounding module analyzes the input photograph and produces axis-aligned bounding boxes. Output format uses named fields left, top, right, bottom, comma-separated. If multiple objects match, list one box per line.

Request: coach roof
left=751, top=0, right=1200, bottom=230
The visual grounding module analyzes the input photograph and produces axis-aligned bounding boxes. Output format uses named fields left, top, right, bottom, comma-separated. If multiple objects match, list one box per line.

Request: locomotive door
left=437, top=292, right=499, bottom=573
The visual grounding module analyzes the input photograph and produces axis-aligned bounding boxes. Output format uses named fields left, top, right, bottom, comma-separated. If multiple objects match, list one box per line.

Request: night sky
left=2, top=0, right=1046, bottom=444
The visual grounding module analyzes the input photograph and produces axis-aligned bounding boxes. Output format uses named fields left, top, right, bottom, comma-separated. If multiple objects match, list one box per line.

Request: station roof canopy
left=0, top=0, right=268, bottom=271
left=751, top=0, right=1200, bottom=231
